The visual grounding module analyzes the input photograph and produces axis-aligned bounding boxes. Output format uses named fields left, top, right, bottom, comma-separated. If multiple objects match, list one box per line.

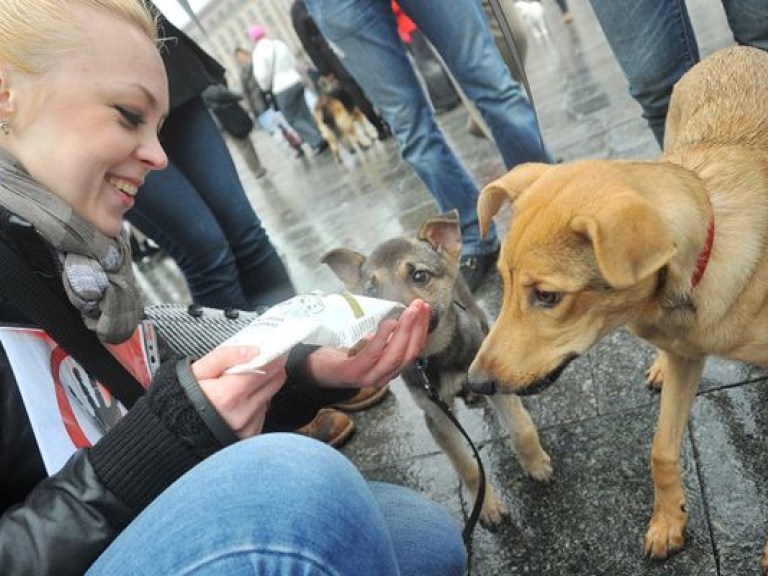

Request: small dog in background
left=322, top=210, right=552, bottom=528
left=313, top=75, right=376, bottom=163
left=514, top=0, right=550, bottom=40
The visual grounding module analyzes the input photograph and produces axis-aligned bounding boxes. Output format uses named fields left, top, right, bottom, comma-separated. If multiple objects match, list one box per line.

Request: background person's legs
left=129, top=98, right=294, bottom=310
left=722, top=0, right=768, bottom=50
left=400, top=0, right=552, bottom=168
left=588, top=0, right=699, bottom=146
left=305, top=0, right=499, bottom=259
left=228, top=133, right=266, bottom=179
left=275, top=82, right=326, bottom=150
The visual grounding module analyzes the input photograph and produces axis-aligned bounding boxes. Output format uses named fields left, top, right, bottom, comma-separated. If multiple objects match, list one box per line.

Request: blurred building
left=184, top=0, right=305, bottom=90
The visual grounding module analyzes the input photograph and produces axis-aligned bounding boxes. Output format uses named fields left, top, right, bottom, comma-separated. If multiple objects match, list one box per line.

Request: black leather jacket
left=0, top=208, right=228, bottom=575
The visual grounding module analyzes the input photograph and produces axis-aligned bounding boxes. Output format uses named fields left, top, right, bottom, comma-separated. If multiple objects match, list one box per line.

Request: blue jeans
left=589, top=0, right=768, bottom=146
left=275, top=82, right=325, bottom=149
left=305, top=0, right=552, bottom=257
left=87, top=434, right=466, bottom=575
left=128, top=98, right=295, bottom=310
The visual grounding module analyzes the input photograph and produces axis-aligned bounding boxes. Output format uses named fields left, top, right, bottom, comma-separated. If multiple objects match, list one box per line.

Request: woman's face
left=2, top=8, right=169, bottom=237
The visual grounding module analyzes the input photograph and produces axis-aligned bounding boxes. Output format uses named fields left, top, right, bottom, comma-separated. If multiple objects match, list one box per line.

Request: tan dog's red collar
left=691, top=210, right=715, bottom=288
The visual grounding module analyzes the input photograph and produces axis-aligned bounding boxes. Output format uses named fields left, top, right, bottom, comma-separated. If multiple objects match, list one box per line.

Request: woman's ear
left=0, top=65, right=16, bottom=117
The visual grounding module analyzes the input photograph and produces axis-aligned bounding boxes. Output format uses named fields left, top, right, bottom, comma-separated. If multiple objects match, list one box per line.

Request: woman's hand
left=192, top=347, right=287, bottom=439
left=305, top=299, right=431, bottom=389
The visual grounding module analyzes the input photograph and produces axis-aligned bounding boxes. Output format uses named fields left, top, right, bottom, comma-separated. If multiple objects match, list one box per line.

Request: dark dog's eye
left=411, top=269, right=432, bottom=285
left=533, top=288, right=563, bottom=308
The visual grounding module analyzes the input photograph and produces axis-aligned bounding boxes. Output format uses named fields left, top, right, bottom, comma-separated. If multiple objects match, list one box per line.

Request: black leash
left=415, top=357, right=486, bottom=572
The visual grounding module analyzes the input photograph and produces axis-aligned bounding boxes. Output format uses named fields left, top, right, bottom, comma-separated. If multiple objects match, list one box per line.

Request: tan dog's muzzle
left=468, top=353, right=578, bottom=396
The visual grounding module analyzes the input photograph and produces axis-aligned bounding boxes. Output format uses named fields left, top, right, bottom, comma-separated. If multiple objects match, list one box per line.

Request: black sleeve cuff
left=88, top=357, right=230, bottom=512
left=175, top=358, right=239, bottom=446
left=88, top=397, right=202, bottom=512
left=285, top=343, right=319, bottom=385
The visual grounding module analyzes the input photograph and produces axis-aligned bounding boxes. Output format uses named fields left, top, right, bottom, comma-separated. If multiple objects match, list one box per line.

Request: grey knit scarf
left=0, top=147, right=142, bottom=343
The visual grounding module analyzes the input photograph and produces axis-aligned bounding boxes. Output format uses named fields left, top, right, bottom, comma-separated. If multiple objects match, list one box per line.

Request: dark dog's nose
left=467, top=379, right=498, bottom=395
left=427, top=309, right=440, bottom=333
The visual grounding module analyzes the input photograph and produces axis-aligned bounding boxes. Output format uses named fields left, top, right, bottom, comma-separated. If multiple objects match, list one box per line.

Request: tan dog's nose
left=467, top=361, right=497, bottom=395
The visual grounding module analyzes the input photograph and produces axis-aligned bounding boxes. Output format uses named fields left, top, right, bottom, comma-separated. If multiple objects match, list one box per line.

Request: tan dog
left=314, top=75, right=375, bottom=163
left=323, top=211, right=552, bottom=528
left=468, top=46, right=768, bottom=568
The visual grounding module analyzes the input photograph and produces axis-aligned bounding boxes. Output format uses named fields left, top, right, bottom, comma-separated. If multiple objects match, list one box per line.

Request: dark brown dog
left=323, top=210, right=551, bottom=528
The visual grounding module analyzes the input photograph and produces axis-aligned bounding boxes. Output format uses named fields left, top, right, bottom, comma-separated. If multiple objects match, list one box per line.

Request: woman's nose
left=138, top=133, right=168, bottom=171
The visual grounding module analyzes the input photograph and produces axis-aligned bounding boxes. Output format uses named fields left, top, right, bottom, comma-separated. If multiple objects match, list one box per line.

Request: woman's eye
left=533, top=288, right=563, bottom=308
left=115, top=106, right=144, bottom=127
left=411, top=270, right=431, bottom=284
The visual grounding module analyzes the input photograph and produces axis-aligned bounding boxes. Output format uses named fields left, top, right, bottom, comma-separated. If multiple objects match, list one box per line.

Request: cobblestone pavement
left=135, top=2, right=768, bottom=573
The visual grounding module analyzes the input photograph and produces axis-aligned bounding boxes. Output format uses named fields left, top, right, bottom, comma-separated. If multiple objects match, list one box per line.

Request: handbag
left=143, top=303, right=260, bottom=359
left=201, top=84, right=255, bottom=139
left=214, top=100, right=255, bottom=139
left=0, top=238, right=264, bottom=406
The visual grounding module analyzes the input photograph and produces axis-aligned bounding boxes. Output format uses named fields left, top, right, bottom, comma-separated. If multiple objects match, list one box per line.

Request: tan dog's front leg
left=762, top=539, right=768, bottom=574
left=646, top=350, right=668, bottom=390
left=644, top=353, right=705, bottom=559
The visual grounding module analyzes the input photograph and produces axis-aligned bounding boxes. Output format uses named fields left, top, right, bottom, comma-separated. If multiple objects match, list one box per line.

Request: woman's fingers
left=355, top=300, right=431, bottom=386
left=193, top=345, right=261, bottom=380
left=194, top=351, right=288, bottom=438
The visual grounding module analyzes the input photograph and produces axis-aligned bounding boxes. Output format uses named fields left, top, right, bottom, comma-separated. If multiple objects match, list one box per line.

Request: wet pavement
left=135, top=1, right=768, bottom=574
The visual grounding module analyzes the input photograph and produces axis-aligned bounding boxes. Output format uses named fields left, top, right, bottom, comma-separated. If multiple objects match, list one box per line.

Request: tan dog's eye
left=533, top=288, right=563, bottom=308
left=411, top=269, right=432, bottom=285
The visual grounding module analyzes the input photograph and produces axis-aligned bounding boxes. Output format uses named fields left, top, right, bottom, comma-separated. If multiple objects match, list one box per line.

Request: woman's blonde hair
left=0, top=0, right=158, bottom=75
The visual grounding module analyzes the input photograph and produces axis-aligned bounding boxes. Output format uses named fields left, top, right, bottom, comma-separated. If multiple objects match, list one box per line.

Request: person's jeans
left=589, top=0, right=768, bottom=146
left=128, top=98, right=295, bottom=310
left=275, top=82, right=325, bottom=149
left=87, top=434, right=466, bottom=575
left=305, top=0, right=552, bottom=257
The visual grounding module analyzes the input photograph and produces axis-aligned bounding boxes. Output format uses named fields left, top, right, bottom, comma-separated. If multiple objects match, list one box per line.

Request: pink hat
left=249, top=25, right=266, bottom=42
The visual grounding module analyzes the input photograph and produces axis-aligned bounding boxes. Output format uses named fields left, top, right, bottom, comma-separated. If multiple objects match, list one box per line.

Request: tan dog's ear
left=321, top=248, right=367, bottom=288
left=418, top=210, right=462, bottom=259
left=479, top=163, right=550, bottom=237
left=571, top=202, right=677, bottom=289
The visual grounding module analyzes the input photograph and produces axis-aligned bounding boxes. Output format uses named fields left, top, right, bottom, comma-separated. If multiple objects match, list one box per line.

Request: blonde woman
left=0, top=2, right=464, bottom=574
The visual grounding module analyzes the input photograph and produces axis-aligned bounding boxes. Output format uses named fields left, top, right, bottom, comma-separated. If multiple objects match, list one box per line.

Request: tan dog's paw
left=521, top=449, right=553, bottom=483
left=644, top=510, right=686, bottom=558
left=645, top=353, right=667, bottom=390
left=479, top=486, right=509, bottom=530
left=761, top=537, right=768, bottom=574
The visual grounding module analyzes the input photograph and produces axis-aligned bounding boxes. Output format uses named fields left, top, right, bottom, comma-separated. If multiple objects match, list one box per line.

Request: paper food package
left=222, top=292, right=405, bottom=373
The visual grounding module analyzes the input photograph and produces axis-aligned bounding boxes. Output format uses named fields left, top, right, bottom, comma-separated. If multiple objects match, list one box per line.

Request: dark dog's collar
left=691, top=206, right=715, bottom=288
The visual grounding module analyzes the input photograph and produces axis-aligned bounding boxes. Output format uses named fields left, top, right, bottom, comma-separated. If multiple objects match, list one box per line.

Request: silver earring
left=0, top=119, right=8, bottom=135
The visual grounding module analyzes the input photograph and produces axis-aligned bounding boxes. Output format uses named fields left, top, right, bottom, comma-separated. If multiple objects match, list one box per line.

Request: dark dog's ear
left=479, top=162, right=550, bottom=237
left=321, top=248, right=367, bottom=288
left=571, top=198, right=677, bottom=289
left=419, top=211, right=462, bottom=259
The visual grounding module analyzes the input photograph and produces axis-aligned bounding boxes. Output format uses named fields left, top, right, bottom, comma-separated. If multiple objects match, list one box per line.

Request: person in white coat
left=250, top=25, right=328, bottom=154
